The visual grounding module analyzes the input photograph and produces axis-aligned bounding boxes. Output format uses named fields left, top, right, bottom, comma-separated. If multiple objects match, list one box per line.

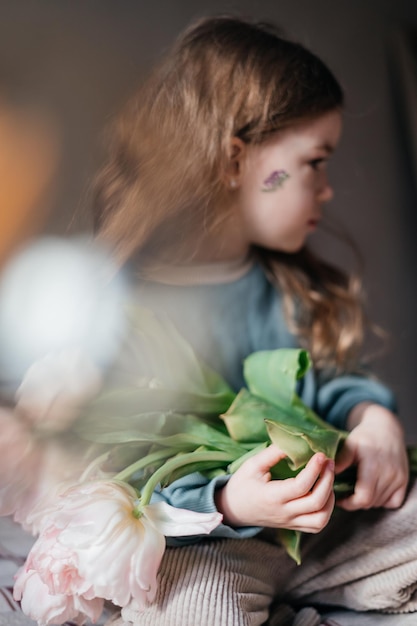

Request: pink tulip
left=15, top=479, right=222, bottom=621
left=14, top=566, right=104, bottom=626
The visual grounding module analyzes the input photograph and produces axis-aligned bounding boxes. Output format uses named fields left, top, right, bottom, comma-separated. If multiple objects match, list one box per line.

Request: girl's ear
left=224, top=137, right=247, bottom=189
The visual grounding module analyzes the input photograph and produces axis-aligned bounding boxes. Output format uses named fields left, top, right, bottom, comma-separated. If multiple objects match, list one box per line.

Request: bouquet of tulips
left=2, top=303, right=416, bottom=626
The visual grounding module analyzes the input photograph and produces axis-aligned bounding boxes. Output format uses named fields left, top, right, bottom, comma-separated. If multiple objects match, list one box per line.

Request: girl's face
left=233, top=110, right=342, bottom=254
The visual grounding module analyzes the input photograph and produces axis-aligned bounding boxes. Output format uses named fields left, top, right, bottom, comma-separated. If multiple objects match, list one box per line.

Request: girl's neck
left=185, top=242, right=250, bottom=264
left=138, top=201, right=251, bottom=267
left=138, top=253, right=254, bottom=286
left=183, top=215, right=250, bottom=264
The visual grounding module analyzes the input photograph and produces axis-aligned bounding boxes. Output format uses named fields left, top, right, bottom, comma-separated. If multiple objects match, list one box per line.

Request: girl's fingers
left=382, top=484, right=407, bottom=509
left=279, top=452, right=330, bottom=501
left=337, top=457, right=379, bottom=510
left=334, top=442, right=356, bottom=474
left=289, top=459, right=335, bottom=515
left=371, top=468, right=408, bottom=509
left=290, top=489, right=335, bottom=533
left=247, top=444, right=289, bottom=477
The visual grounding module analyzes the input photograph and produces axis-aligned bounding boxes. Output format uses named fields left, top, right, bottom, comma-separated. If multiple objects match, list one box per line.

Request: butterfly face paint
left=261, top=169, right=290, bottom=192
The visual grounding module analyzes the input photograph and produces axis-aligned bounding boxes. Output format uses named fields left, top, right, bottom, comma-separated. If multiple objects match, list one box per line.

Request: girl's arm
left=335, top=402, right=409, bottom=511
left=151, top=445, right=335, bottom=544
left=298, top=366, right=408, bottom=511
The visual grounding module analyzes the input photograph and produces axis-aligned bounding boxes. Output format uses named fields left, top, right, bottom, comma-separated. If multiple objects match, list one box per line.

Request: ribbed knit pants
left=105, top=479, right=417, bottom=625
left=105, top=536, right=304, bottom=626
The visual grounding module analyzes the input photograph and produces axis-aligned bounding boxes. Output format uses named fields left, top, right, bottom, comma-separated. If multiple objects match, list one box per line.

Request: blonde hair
left=93, top=15, right=366, bottom=372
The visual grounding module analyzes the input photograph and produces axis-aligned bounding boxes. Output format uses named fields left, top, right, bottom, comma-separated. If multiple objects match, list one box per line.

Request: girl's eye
left=309, top=158, right=327, bottom=170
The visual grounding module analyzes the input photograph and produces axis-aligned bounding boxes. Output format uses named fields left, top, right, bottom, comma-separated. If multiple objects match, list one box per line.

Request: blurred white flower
left=15, top=348, right=102, bottom=431
left=0, top=236, right=128, bottom=383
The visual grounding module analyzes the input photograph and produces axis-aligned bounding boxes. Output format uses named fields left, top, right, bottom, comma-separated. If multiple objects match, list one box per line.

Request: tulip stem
left=140, top=450, right=234, bottom=506
left=114, top=447, right=181, bottom=483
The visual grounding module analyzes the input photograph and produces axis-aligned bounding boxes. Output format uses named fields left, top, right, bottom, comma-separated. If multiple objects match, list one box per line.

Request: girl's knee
left=105, top=539, right=282, bottom=626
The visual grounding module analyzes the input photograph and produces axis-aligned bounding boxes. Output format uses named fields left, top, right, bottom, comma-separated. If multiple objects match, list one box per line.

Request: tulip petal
left=131, top=517, right=165, bottom=603
left=144, top=501, right=222, bottom=536
left=14, top=566, right=103, bottom=626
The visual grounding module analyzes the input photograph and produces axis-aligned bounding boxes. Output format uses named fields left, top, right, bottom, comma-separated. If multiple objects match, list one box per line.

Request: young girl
left=93, top=15, right=410, bottom=626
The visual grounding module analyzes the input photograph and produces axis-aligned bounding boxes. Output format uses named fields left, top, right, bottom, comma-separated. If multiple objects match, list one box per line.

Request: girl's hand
left=214, top=445, right=335, bottom=533
left=335, top=403, right=409, bottom=511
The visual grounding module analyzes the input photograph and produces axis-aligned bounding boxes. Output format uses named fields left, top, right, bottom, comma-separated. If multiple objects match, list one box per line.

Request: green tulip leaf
left=227, top=442, right=269, bottom=473
left=220, top=389, right=276, bottom=442
left=75, top=410, right=245, bottom=457
left=81, top=386, right=234, bottom=426
left=244, top=349, right=311, bottom=406
left=276, top=528, right=302, bottom=565
left=266, top=419, right=345, bottom=469
left=265, top=421, right=315, bottom=469
left=112, top=305, right=236, bottom=401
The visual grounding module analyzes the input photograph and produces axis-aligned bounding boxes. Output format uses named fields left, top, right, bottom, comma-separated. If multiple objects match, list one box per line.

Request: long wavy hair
left=92, top=15, right=366, bottom=372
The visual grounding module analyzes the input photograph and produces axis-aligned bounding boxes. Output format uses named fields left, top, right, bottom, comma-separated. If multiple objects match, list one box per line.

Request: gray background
left=1, top=0, right=416, bottom=439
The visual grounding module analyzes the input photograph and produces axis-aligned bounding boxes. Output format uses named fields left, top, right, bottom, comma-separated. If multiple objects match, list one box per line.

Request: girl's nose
left=317, top=175, right=334, bottom=203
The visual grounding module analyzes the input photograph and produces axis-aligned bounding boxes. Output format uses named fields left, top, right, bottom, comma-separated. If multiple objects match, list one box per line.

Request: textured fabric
left=293, top=608, right=322, bottom=626
left=320, top=611, right=417, bottom=626
left=103, top=537, right=308, bottom=626
left=266, top=604, right=323, bottom=626
left=284, top=478, right=417, bottom=614
left=105, top=480, right=417, bottom=625
left=138, top=254, right=254, bottom=285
